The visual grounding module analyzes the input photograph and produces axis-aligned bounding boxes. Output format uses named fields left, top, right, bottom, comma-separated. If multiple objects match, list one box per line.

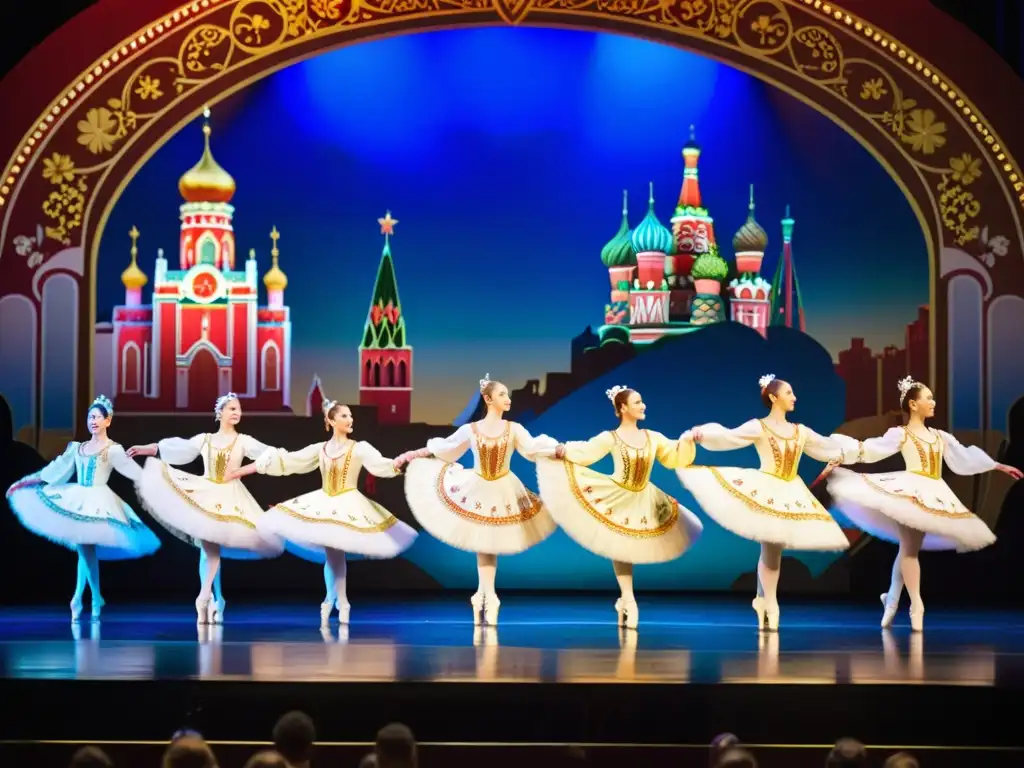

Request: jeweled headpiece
left=758, top=373, right=776, bottom=391
left=479, top=373, right=492, bottom=393
left=897, top=376, right=918, bottom=400
left=214, top=392, right=239, bottom=420
left=90, top=394, right=114, bottom=415
left=322, top=398, right=338, bottom=416
left=605, top=385, right=629, bottom=402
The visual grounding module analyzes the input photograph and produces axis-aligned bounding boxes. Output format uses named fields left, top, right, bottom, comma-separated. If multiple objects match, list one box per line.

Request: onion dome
left=630, top=182, right=673, bottom=254
left=600, top=190, right=636, bottom=268
left=732, top=184, right=768, bottom=253
left=263, top=226, right=288, bottom=291
left=121, top=225, right=148, bottom=289
left=178, top=108, right=236, bottom=203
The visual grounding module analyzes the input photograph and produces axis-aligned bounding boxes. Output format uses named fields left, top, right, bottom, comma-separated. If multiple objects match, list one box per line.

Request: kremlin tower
left=728, top=185, right=772, bottom=337
left=94, top=108, right=293, bottom=413
left=769, top=206, right=807, bottom=331
left=670, top=126, right=718, bottom=284
left=359, top=212, right=413, bottom=425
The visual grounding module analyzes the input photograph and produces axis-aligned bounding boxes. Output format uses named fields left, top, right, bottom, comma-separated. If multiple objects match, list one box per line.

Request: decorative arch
left=1, top=0, right=1024, bottom=445
left=260, top=339, right=281, bottom=391
left=120, top=340, right=142, bottom=393
left=197, top=232, right=218, bottom=266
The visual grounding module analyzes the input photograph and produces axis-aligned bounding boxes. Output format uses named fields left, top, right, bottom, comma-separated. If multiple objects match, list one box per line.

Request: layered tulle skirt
left=256, top=488, right=418, bottom=564
left=6, top=481, right=161, bottom=560
left=536, top=458, right=703, bottom=563
left=677, top=466, right=849, bottom=550
left=827, top=468, right=995, bottom=551
left=404, top=458, right=555, bottom=554
left=136, top=459, right=283, bottom=559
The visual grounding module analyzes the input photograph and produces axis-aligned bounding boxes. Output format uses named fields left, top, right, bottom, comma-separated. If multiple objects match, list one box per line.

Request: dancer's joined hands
left=393, top=447, right=432, bottom=469
left=996, top=463, right=1023, bottom=480
left=679, top=427, right=703, bottom=444
left=126, top=444, right=157, bottom=458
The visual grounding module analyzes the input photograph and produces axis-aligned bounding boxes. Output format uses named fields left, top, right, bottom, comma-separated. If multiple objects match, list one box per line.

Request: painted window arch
left=0, top=294, right=38, bottom=437
left=198, top=233, right=218, bottom=266
left=363, top=358, right=373, bottom=386
left=384, top=359, right=395, bottom=387
left=221, top=234, right=234, bottom=270
left=948, top=275, right=984, bottom=430
left=397, top=359, right=408, bottom=388
left=121, top=341, right=142, bottom=393
left=987, top=295, right=1024, bottom=434
left=41, top=274, right=79, bottom=431
left=261, top=340, right=281, bottom=391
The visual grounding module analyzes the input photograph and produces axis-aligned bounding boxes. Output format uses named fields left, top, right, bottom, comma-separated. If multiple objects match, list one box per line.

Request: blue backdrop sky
left=99, top=27, right=928, bottom=423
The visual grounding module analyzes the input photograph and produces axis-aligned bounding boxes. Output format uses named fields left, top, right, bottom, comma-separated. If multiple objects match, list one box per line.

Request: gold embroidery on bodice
left=206, top=434, right=240, bottom=483
left=903, top=427, right=942, bottom=480
left=322, top=442, right=356, bottom=496
left=611, top=430, right=653, bottom=492
left=758, top=420, right=803, bottom=481
left=472, top=423, right=511, bottom=481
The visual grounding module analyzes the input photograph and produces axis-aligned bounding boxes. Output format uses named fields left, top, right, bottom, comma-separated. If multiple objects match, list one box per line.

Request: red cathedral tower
left=359, top=212, right=412, bottom=424
left=95, top=108, right=292, bottom=413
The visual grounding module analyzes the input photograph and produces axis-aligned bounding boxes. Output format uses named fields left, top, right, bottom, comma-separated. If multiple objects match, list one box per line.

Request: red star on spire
left=378, top=211, right=398, bottom=236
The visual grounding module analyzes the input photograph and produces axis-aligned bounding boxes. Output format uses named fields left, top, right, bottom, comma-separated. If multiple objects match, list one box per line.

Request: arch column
left=1, top=0, right=1023, bottom=444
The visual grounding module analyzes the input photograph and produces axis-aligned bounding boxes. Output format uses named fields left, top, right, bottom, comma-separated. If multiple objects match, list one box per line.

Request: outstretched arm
left=227, top=442, right=322, bottom=481
left=108, top=444, right=143, bottom=483
left=8, top=443, right=77, bottom=491
left=512, top=423, right=560, bottom=462
left=555, top=432, right=614, bottom=466
left=939, top=430, right=1022, bottom=478
left=804, top=427, right=903, bottom=465
left=682, top=419, right=762, bottom=452
left=128, top=434, right=205, bottom=465
left=358, top=442, right=402, bottom=478
left=653, top=431, right=697, bottom=469
left=424, top=425, right=472, bottom=463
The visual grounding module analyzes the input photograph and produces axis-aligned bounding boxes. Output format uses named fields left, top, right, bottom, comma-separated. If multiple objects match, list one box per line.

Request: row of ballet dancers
left=6, top=374, right=1020, bottom=632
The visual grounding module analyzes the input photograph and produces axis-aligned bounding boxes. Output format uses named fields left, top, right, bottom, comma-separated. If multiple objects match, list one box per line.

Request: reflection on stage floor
left=0, top=595, right=1016, bottom=687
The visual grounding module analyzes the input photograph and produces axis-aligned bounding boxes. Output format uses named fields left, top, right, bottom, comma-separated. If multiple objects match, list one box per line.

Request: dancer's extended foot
left=880, top=592, right=899, bottom=629
left=482, top=593, right=501, bottom=626
left=320, top=601, right=333, bottom=628
left=70, top=596, right=84, bottom=623
left=615, top=598, right=639, bottom=630
left=909, top=602, right=924, bottom=632
left=336, top=601, right=351, bottom=625
left=90, top=596, right=105, bottom=623
left=752, top=596, right=767, bottom=630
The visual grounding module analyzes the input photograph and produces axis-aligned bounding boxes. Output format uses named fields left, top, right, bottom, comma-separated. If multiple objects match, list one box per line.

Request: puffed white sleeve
left=561, top=432, right=615, bottom=466
left=802, top=427, right=900, bottom=465
left=255, top=442, right=322, bottom=477
left=35, top=442, right=78, bottom=484
left=938, top=430, right=998, bottom=475
left=697, top=419, right=762, bottom=451
left=242, top=434, right=276, bottom=462
left=512, top=423, right=560, bottom=461
left=108, top=444, right=143, bottom=483
left=357, top=442, right=401, bottom=478
left=157, top=434, right=205, bottom=465
left=426, top=425, right=472, bottom=463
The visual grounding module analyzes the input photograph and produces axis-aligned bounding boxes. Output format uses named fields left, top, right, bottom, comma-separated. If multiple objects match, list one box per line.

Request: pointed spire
left=749, top=183, right=755, bottom=215
left=782, top=204, right=795, bottom=243
left=262, top=226, right=288, bottom=291
left=121, top=225, right=148, bottom=289
left=648, top=180, right=656, bottom=208
left=362, top=212, right=407, bottom=350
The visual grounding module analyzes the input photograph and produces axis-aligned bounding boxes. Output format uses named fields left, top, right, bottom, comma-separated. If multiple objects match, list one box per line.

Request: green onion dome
left=630, top=182, right=674, bottom=254
left=600, top=189, right=637, bottom=268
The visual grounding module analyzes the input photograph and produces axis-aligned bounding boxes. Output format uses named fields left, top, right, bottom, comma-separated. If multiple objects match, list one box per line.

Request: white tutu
left=534, top=428, right=704, bottom=564
left=405, top=458, right=555, bottom=555
left=7, top=481, right=161, bottom=561
left=137, top=458, right=283, bottom=559
left=828, top=468, right=995, bottom=552
left=257, top=488, right=418, bottom=560
left=678, top=466, right=850, bottom=550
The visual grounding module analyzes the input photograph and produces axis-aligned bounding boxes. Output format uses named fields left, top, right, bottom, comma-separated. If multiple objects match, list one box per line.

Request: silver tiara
left=322, top=398, right=338, bottom=415
left=214, top=392, right=239, bottom=418
left=897, top=376, right=918, bottom=399
left=90, top=394, right=113, bottom=415
left=605, top=385, right=629, bottom=402
left=479, top=373, right=491, bottom=393
left=758, top=373, right=776, bottom=390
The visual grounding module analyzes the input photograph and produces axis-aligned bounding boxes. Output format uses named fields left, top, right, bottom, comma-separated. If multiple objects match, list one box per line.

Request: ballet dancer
left=677, top=374, right=865, bottom=631
left=127, top=393, right=284, bottom=624
left=6, top=395, right=161, bottom=621
left=535, top=385, right=704, bottom=629
left=395, top=374, right=558, bottom=625
left=827, top=376, right=1022, bottom=630
left=225, top=399, right=418, bottom=626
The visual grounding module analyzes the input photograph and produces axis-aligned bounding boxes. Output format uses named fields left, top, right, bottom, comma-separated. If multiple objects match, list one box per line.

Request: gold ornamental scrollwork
left=15, top=0, right=1013, bottom=262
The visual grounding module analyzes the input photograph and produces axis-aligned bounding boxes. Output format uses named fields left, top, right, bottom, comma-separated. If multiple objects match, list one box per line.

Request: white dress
left=6, top=441, right=161, bottom=560
left=135, top=433, right=284, bottom=558
left=404, top=421, right=558, bottom=555
left=826, top=426, right=997, bottom=551
left=536, top=430, right=704, bottom=564
left=677, top=419, right=859, bottom=550
left=253, top=440, right=418, bottom=561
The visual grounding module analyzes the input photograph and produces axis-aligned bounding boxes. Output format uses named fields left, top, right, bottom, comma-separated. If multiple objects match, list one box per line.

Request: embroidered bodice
left=33, top=441, right=142, bottom=488
left=425, top=421, right=558, bottom=481
left=157, top=433, right=272, bottom=481
left=852, top=426, right=997, bottom=478
left=561, top=429, right=693, bottom=493
left=753, top=420, right=807, bottom=481
left=255, top=439, right=400, bottom=493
